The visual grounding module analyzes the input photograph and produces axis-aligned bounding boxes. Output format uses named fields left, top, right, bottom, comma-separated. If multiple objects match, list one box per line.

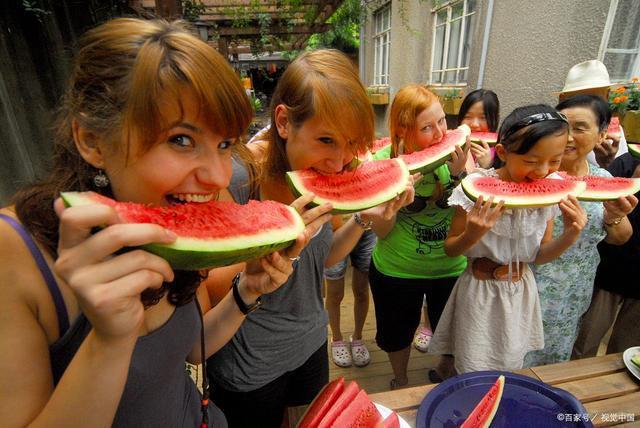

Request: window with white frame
left=373, top=4, right=391, bottom=85
left=599, top=0, right=640, bottom=81
left=430, top=0, right=476, bottom=85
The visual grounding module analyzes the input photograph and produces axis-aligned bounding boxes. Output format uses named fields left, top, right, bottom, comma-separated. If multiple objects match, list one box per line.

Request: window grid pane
left=430, top=0, right=475, bottom=85
left=373, top=4, right=391, bottom=86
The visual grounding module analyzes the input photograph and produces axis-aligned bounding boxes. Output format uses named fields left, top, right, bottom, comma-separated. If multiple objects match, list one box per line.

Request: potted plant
left=441, top=88, right=464, bottom=115
left=609, top=77, right=640, bottom=143
left=366, top=85, right=390, bottom=105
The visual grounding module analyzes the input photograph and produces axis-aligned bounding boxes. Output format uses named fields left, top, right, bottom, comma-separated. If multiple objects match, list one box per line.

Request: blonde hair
left=389, top=84, right=441, bottom=155
left=261, top=49, right=375, bottom=179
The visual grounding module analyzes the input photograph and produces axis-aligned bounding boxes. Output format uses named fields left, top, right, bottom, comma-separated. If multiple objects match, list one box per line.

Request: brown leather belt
left=471, top=258, right=526, bottom=282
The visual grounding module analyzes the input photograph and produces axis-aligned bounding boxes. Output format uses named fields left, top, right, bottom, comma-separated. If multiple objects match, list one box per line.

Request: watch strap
left=232, top=273, right=262, bottom=314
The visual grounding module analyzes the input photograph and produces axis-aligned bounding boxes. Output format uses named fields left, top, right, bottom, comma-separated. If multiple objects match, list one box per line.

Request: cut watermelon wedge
left=286, top=158, right=411, bottom=214
left=629, top=143, right=640, bottom=158
left=470, top=131, right=498, bottom=146
left=60, top=191, right=305, bottom=270
left=297, top=378, right=345, bottom=428
left=372, top=137, right=392, bottom=153
left=607, top=116, right=621, bottom=139
left=461, top=175, right=586, bottom=208
left=316, top=381, right=360, bottom=428
left=557, top=172, right=640, bottom=200
left=460, top=375, right=505, bottom=428
left=400, top=124, right=471, bottom=173
left=375, top=411, right=400, bottom=428
left=331, top=389, right=382, bottom=428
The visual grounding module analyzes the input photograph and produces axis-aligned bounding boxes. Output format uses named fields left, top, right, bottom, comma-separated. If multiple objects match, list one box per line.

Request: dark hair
left=498, top=104, right=569, bottom=156
left=458, top=89, right=500, bottom=132
left=556, top=94, right=611, bottom=132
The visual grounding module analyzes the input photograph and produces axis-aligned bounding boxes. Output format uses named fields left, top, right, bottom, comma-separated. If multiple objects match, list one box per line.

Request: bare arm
left=602, top=195, right=637, bottom=245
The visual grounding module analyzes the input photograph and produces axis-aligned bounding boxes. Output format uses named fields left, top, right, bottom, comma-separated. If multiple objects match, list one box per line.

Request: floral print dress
left=524, top=164, right=610, bottom=367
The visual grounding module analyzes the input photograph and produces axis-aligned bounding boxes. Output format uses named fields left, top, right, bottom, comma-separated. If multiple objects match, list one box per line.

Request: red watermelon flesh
left=629, top=143, right=640, bottom=158
left=461, top=375, right=505, bottom=428
left=607, top=116, right=621, bottom=138
left=461, top=175, right=586, bottom=208
left=286, top=158, right=410, bottom=214
left=557, top=172, right=640, bottom=200
left=400, top=124, right=470, bottom=173
left=375, top=412, right=400, bottom=428
left=317, top=381, right=360, bottom=428
left=470, top=131, right=498, bottom=145
left=298, top=378, right=345, bottom=428
left=372, top=137, right=392, bottom=153
left=330, top=389, right=382, bottom=428
left=60, top=191, right=305, bottom=270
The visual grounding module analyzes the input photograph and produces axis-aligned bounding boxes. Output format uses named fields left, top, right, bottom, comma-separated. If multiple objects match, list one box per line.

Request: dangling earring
left=93, top=170, right=110, bottom=188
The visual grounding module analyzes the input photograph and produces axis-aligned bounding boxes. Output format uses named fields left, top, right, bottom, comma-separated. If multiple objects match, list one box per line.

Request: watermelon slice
left=470, top=131, right=498, bottom=146
left=316, top=380, right=360, bottom=428
left=286, top=158, right=411, bottom=214
left=607, top=116, right=621, bottom=139
left=60, top=191, right=305, bottom=270
left=372, top=137, right=392, bottom=154
left=331, top=389, right=382, bottom=428
left=629, top=143, right=640, bottom=158
left=461, top=375, right=505, bottom=428
left=297, top=378, right=345, bottom=428
left=400, top=124, right=470, bottom=173
left=461, top=175, right=586, bottom=208
left=557, top=173, right=640, bottom=201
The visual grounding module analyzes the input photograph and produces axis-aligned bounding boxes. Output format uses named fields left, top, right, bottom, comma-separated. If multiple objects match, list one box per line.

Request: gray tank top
left=207, top=159, right=331, bottom=392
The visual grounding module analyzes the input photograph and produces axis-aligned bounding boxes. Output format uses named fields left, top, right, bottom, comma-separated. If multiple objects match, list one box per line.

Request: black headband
left=502, top=111, right=569, bottom=142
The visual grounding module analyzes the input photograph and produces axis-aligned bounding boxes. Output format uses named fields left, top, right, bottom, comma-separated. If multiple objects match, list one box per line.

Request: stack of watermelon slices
left=297, top=378, right=400, bottom=428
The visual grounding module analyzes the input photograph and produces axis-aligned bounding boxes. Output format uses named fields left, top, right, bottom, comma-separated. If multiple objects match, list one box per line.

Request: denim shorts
left=324, top=229, right=377, bottom=280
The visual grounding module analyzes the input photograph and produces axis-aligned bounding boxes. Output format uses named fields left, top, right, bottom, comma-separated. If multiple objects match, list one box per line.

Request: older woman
left=525, top=94, right=637, bottom=366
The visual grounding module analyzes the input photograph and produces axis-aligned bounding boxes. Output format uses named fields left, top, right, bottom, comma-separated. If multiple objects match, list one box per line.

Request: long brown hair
left=389, top=84, right=441, bottom=155
left=260, top=49, right=375, bottom=180
left=13, top=18, right=253, bottom=306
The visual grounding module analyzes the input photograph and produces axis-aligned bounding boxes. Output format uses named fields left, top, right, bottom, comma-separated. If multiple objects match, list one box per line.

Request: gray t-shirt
left=207, top=159, right=331, bottom=391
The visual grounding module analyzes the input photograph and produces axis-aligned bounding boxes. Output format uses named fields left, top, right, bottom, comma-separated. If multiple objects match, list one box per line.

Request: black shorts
left=369, top=261, right=457, bottom=352
left=209, top=342, right=328, bottom=428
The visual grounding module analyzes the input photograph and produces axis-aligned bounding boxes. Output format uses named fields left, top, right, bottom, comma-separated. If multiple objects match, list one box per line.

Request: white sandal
left=331, top=340, right=352, bottom=367
left=350, top=336, right=371, bottom=367
left=413, top=327, right=433, bottom=353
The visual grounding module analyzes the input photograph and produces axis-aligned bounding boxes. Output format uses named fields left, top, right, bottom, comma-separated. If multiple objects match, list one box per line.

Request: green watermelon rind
left=629, top=143, right=640, bottom=158
left=632, top=354, right=640, bottom=369
left=60, top=191, right=305, bottom=270
left=558, top=174, right=640, bottom=201
left=401, top=124, right=470, bottom=174
left=470, top=131, right=498, bottom=145
left=286, top=158, right=411, bottom=214
left=460, top=175, right=587, bottom=209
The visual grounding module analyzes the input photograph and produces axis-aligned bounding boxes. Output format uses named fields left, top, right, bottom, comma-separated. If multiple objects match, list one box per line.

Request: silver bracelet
left=353, top=212, right=373, bottom=230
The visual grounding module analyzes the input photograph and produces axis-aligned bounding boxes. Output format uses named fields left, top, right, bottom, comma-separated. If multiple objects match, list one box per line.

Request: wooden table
left=365, top=354, right=640, bottom=427
left=289, top=354, right=640, bottom=427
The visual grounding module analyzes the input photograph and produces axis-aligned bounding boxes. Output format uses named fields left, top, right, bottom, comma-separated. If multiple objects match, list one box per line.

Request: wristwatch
left=232, top=273, right=262, bottom=315
left=353, top=212, right=373, bottom=231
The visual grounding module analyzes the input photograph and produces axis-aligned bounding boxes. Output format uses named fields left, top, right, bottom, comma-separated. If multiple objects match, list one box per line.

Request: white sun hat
left=561, top=60, right=612, bottom=93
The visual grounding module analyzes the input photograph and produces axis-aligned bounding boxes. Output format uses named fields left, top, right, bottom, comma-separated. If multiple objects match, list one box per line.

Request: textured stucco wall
left=362, top=0, right=611, bottom=134
left=481, top=0, right=609, bottom=119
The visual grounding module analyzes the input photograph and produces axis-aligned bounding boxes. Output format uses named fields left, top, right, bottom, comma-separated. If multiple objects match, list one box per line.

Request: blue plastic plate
left=416, top=371, right=593, bottom=428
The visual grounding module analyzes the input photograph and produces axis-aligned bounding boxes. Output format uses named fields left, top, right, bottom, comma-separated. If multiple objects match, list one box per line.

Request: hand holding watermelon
left=464, top=195, right=505, bottom=238
left=558, top=195, right=588, bottom=238
left=593, top=138, right=620, bottom=169
left=446, top=137, right=471, bottom=177
left=470, top=139, right=492, bottom=169
left=360, top=172, right=421, bottom=222
left=53, top=197, right=177, bottom=341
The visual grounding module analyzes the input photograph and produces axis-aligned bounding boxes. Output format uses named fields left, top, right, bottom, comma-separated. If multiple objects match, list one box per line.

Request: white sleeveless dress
left=428, top=169, right=560, bottom=373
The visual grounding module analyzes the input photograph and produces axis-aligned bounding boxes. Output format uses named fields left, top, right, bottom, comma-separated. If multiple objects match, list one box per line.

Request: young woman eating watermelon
left=524, top=95, right=636, bottom=367
left=428, top=104, right=588, bottom=374
left=458, top=89, right=500, bottom=169
left=0, top=19, right=327, bottom=428
left=368, top=84, right=471, bottom=389
left=205, top=49, right=416, bottom=428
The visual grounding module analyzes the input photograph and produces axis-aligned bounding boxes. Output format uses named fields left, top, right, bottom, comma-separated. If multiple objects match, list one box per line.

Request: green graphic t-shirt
left=371, top=145, right=467, bottom=279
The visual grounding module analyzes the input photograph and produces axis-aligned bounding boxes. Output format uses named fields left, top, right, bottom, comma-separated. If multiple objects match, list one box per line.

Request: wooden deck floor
left=325, top=267, right=439, bottom=394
